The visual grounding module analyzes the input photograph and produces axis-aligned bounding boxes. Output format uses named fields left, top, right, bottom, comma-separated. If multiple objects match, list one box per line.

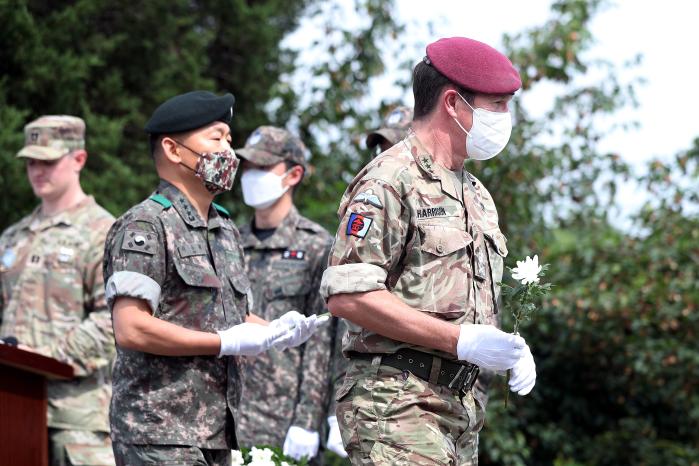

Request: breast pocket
left=415, top=224, right=473, bottom=318
left=266, top=262, right=311, bottom=301
left=174, top=243, right=222, bottom=289
left=229, top=272, right=253, bottom=317
left=420, top=224, right=473, bottom=258
left=45, top=249, right=83, bottom=324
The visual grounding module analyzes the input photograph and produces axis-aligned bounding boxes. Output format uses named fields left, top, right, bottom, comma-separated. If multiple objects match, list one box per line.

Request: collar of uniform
left=240, top=205, right=301, bottom=250
left=27, top=195, right=96, bottom=232
left=407, top=132, right=462, bottom=204
left=406, top=132, right=441, bottom=182
left=156, top=180, right=223, bottom=229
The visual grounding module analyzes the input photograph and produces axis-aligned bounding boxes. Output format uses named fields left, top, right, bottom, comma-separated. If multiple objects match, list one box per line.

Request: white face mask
left=241, top=168, right=290, bottom=209
left=453, top=93, right=513, bottom=161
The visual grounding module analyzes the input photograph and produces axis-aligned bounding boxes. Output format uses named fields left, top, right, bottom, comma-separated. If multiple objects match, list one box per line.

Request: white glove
left=456, top=324, right=526, bottom=372
left=326, top=415, right=348, bottom=458
left=216, top=323, right=292, bottom=357
left=269, top=310, right=306, bottom=330
left=271, top=313, right=330, bottom=351
left=283, top=425, right=319, bottom=461
left=509, top=344, right=536, bottom=395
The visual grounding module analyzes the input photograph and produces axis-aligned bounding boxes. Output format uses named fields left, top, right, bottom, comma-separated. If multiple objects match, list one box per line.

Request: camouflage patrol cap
left=365, top=106, right=413, bottom=149
left=236, top=126, right=308, bottom=169
left=17, top=115, right=85, bottom=160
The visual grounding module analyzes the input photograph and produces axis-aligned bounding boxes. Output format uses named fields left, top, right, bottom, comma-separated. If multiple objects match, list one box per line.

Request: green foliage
left=0, top=0, right=314, bottom=228
left=478, top=2, right=699, bottom=464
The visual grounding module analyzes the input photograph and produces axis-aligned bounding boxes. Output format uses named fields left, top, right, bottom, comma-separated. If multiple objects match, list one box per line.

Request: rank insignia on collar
left=282, top=249, right=306, bottom=260
left=346, top=212, right=373, bottom=238
left=352, top=189, right=383, bottom=209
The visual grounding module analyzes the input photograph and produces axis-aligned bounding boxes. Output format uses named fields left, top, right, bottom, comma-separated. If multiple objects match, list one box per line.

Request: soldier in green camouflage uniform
left=0, top=115, right=115, bottom=466
left=320, top=38, right=537, bottom=465
left=235, top=126, right=333, bottom=464
left=103, top=92, right=325, bottom=466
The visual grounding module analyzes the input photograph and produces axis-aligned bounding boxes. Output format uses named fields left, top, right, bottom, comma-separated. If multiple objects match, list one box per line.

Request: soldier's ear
left=443, top=88, right=460, bottom=119
left=160, top=137, right=182, bottom=164
left=286, top=165, right=304, bottom=188
left=71, top=150, right=88, bottom=169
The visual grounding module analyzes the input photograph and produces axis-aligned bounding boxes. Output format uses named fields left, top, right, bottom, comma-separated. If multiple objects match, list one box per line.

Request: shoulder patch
left=149, top=194, right=172, bottom=209
left=351, top=189, right=383, bottom=209
left=346, top=212, right=373, bottom=238
left=121, top=229, right=158, bottom=255
left=212, top=202, right=230, bottom=217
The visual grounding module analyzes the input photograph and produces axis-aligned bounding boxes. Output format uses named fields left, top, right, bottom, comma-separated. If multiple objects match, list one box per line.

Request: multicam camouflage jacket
left=321, top=131, right=508, bottom=362
left=236, top=206, right=333, bottom=446
left=0, top=196, right=115, bottom=432
left=103, top=180, right=249, bottom=449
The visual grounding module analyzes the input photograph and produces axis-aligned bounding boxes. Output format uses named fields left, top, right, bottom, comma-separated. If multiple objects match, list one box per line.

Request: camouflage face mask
left=177, top=142, right=240, bottom=195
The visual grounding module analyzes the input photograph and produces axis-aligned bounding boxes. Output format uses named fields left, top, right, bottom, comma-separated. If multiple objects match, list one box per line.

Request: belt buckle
left=449, top=364, right=479, bottom=392
left=461, top=365, right=479, bottom=392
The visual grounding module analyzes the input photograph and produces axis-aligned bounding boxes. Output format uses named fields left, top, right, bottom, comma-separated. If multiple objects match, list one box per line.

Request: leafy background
left=1, top=0, right=697, bottom=464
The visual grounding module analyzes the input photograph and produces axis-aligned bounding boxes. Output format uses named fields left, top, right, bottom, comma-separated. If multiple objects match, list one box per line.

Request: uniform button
left=436, top=244, right=444, bottom=253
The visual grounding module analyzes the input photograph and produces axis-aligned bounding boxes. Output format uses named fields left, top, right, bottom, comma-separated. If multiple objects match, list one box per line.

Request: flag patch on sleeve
left=346, top=212, right=373, bottom=238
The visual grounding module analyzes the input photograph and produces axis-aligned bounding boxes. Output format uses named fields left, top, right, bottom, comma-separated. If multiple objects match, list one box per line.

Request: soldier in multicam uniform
left=324, top=105, right=415, bottom=459
left=234, top=126, right=333, bottom=464
left=0, top=115, right=116, bottom=466
left=320, top=38, right=538, bottom=465
left=102, top=91, right=325, bottom=466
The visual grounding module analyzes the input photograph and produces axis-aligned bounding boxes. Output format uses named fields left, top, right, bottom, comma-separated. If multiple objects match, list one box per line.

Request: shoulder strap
left=149, top=194, right=173, bottom=209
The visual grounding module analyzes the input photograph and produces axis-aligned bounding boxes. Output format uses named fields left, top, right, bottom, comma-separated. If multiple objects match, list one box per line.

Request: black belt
left=349, top=348, right=479, bottom=393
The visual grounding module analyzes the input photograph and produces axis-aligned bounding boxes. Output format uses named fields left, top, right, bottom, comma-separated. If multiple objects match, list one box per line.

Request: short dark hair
left=149, top=134, right=163, bottom=158
left=412, top=60, right=475, bottom=120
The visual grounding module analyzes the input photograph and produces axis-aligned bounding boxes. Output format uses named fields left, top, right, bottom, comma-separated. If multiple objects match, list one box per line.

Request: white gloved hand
left=216, top=323, right=292, bottom=357
left=271, top=313, right=330, bottom=351
left=326, top=415, right=348, bottom=458
left=269, top=310, right=306, bottom=330
left=283, top=425, right=319, bottom=461
left=509, top=344, right=536, bottom=395
left=457, top=324, right=526, bottom=372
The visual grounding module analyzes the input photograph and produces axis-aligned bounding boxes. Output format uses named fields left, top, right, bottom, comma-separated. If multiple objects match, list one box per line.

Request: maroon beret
left=425, top=37, right=521, bottom=94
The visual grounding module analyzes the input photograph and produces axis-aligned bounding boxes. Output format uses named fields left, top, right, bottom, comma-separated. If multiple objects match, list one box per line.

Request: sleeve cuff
left=105, top=271, right=161, bottom=313
left=320, top=263, right=388, bottom=301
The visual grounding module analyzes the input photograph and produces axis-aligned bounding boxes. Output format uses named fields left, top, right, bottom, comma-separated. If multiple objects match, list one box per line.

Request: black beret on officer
left=144, top=90, right=235, bottom=134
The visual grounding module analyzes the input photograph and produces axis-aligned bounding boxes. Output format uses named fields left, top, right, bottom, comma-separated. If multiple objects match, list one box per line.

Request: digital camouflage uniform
left=0, top=196, right=116, bottom=466
left=320, top=131, right=508, bottom=465
left=103, top=180, right=250, bottom=466
left=236, top=206, right=333, bottom=449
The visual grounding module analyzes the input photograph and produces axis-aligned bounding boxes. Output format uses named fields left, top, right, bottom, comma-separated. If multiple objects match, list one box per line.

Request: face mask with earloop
left=175, top=141, right=239, bottom=195
left=453, top=93, right=513, bottom=161
left=241, top=168, right=291, bottom=209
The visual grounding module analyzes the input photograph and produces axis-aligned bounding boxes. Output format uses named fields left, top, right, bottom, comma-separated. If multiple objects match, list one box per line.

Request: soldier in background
left=365, top=105, right=414, bottom=155
left=0, top=116, right=116, bottom=466
left=235, top=126, right=333, bottom=465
